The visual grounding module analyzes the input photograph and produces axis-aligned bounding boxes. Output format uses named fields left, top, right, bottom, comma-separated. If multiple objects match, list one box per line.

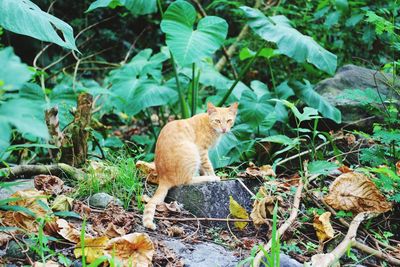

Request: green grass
left=72, top=153, right=145, bottom=211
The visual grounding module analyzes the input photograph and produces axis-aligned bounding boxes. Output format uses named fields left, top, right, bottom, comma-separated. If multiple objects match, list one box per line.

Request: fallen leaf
left=338, top=165, right=352, bottom=174
left=74, top=236, right=109, bottom=263
left=0, top=231, right=13, bottom=246
left=33, top=260, right=60, bottom=267
left=344, top=133, right=356, bottom=145
left=229, top=196, right=249, bottom=230
left=154, top=240, right=183, bottom=267
left=51, top=195, right=74, bottom=211
left=0, top=189, right=50, bottom=232
left=310, top=253, right=335, bottom=267
left=166, top=226, right=185, bottom=237
left=396, top=161, right=400, bottom=176
left=56, top=218, right=91, bottom=244
left=239, top=162, right=276, bottom=179
left=324, top=172, right=392, bottom=213
left=34, top=175, right=64, bottom=195
left=105, top=233, right=154, bottom=267
left=72, top=200, right=91, bottom=218
left=250, top=187, right=276, bottom=227
left=313, top=212, right=335, bottom=243
left=156, top=201, right=182, bottom=214
left=136, top=160, right=158, bottom=184
left=92, top=204, right=134, bottom=238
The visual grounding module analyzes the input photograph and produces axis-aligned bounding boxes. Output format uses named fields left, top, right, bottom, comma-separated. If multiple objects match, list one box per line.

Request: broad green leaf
left=161, top=0, right=228, bottom=66
left=239, top=47, right=279, bottom=60
left=241, top=6, right=337, bottom=75
left=210, top=132, right=241, bottom=168
left=250, top=80, right=271, bottom=98
left=261, top=135, right=298, bottom=146
left=289, top=80, right=341, bottom=123
left=0, top=47, right=32, bottom=91
left=0, top=121, right=11, bottom=152
left=87, top=0, right=157, bottom=15
left=0, top=0, right=77, bottom=50
left=125, top=81, right=178, bottom=116
left=239, top=90, right=274, bottom=128
left=308, top=160, right=338, bottom=175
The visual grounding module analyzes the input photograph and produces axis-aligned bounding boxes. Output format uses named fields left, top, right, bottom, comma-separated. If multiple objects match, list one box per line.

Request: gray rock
left=5, top=240, right=36, bottom=260
left=315, top=64, right=398, bottom=128
left=278, top=254, right=302, bottom=267
left=88, top=192, right=123, bottom=209
left=166, top=179, right=259, bottom=219
left=0, top=179, right=34, bottom=200
left=164, top=238, right=239, bottom=267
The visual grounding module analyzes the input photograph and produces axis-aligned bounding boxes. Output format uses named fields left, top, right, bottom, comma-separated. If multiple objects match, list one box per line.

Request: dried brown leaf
left=72, top=200, right=91, bottom=218
left=105, top=233, right=154, bottom=267
left=33, top=260, right=60, bottom=267
left=74, top=236, right=109, bottom=263
left=156, top=201, right=182, bottom=213
left=313, top=212, right=335, bottom=243
left=250, top=187, right=276, bottom=227
left=34, top=175, right=64, bottom=195
left=396, top=161, right=400, bottom=176
left=56, top=218, right=91, bottom=243
left=136, top=160, right=158, bottom=184
left=0, top=231, right=13, bottom=246
left=166, top=226, right=185, bottom=237
left=92, top=204, right=134, bottom=238
left=0, top=189, right=49, bottom=232
left=239, top=162, right=276, bottom=179
left=324, top=172, right=392, bottom=213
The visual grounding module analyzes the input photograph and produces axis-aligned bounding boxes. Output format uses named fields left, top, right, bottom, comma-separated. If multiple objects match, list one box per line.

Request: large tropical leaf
left=0, top=0, right=77, bottom=50
left=290, top=80, right=342, bottom=123
left=210, top=132, right=241, bottom=168
left=87, top=0, right=157, bottom=15
left=125, top=81, right=178, bottom=116
left=161, top=0, right=228, bottom=66
left=0, top=47, right=32, bottom=91
left=239, top=90, right=275, bottom=128
left=241, top=6, right=337, bottom=75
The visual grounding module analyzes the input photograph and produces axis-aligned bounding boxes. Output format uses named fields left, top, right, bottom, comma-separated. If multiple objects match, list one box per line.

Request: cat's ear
left=229, top=102, right=239, bottom=115
left=207, top=102, right=217, bottom=115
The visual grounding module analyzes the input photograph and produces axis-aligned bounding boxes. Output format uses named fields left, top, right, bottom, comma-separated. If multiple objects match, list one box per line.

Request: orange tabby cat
left=143, top=102, right=238, bottom=230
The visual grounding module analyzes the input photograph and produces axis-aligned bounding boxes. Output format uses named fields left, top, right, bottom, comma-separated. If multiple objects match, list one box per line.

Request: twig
left=237, top=178, right=256, bottom=197
left=252, top=177, right=304, bottom=267
left=0, top=163, right=84, bottom=180
left=353, top=241, right=400, bottom=266
left=121, top=27, right=148, bottom=64
left=308, top=212, right=378, bottom=267
left=154, top=216, right=253, bottom=223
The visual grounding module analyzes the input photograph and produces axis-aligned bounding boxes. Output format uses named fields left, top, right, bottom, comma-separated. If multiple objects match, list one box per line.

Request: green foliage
left=308, top=160, right=338, bottom=175
left=0, top=47, right=32, bottom=91
left=87, top=0, right=157, bottom=15
left=160, top=0, right=228, bottom=66
left=0, top=0, right=77, bottom=50
left=241, top=6, right=337, bottom=75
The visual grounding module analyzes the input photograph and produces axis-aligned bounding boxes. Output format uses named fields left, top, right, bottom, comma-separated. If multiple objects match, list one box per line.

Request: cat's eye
left=215, top=119, right=221, bottom=123
left=227, top=119, right=232, bottom=123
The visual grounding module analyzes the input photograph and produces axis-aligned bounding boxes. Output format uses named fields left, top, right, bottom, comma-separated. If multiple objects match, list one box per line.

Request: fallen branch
left=0, top=163, right=84, bottom=180
left=252, top=178, right=304, bottom=267
left=309, top=212, right=377, bottom=267
left=353, top=241, right=400, bottom=266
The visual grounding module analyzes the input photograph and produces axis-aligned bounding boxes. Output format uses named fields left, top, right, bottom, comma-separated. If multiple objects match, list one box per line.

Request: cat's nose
left=222, top=128, right=227, bottom=133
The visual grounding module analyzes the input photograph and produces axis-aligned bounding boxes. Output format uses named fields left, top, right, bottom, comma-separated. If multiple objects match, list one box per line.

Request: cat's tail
left=143, top=182, right=171, bottom=230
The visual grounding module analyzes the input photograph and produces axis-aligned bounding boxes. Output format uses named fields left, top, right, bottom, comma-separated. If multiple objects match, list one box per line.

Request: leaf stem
left=217, top=44, right=264, bottom=107
left=170, top=52, right=190, bottom=118
left=191, top=63, right=198, bottom=116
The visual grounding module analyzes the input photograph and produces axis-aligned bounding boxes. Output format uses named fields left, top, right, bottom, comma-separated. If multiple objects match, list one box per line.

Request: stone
left=4, top=240, right=36, bottom=260
left=314, top=64, right=398, bottom=128
left=163, top=238, right=239, bottom=267
left=88, top=192, right=123, bottom=209
left=0, top=179, right=34, bottom=200
left=166, top=179, right=259, bottom=219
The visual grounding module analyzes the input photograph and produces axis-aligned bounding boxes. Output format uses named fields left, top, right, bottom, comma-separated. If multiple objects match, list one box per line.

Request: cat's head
left=207, top=102, right=238, bottom=134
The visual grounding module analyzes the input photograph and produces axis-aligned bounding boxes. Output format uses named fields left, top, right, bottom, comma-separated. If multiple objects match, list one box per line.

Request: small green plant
left=73, top=152, right=144, bottom=211
left=237, top=202, right=280, bottom=267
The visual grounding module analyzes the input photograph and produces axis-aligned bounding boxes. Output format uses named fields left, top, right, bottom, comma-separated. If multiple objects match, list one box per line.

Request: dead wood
left=0, top=163, right=84, bottom=180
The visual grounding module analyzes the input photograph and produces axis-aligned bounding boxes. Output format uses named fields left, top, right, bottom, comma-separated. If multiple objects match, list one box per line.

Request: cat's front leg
left=200, top=150, right=216, bottom=176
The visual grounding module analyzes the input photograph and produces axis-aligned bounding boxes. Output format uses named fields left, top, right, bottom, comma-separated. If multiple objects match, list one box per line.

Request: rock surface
left=164, top=238, right=239, bottom=267
left=166, top=179, right=259, bottom=219
left=0, top=179, right=34, bottom=200
left=315, top=64, right=398, bottom=128
left=164, top=238, right=302, bottom=267
left=88, top=192, right=123, bottom=208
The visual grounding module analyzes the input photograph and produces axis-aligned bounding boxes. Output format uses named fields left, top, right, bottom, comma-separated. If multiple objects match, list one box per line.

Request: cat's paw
left=144, top=221, right=157, bottom=230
